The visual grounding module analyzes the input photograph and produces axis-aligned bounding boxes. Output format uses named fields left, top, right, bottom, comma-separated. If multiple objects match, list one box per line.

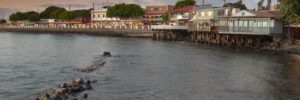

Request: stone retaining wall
left=0, top=28, right=153, bottom=38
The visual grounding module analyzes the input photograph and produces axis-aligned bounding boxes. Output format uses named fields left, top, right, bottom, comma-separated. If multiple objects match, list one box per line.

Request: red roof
left=172, top=5, right=201, bottom=12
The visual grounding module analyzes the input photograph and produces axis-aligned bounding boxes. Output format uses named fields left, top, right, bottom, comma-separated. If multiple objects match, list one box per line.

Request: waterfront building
left=54, top=17, right=91, bottom=27
left=91, top=6, right=120, bottom=27
left=39, top=19, right=55, bottom=26
left=142, top=5, right=174, bottom=25
left=170, top=5, right=211, bottom=26
left=189, top=7, right=240, bottom=32
left=217, top=10, right=283, bottom=35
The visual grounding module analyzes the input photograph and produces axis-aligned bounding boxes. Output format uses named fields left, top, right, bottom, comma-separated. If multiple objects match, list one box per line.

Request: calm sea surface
left=0, top=32, right=299, bottom=100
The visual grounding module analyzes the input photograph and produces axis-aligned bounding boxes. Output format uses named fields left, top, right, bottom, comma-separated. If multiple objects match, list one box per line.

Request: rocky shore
left=33, top=52, right=112, bottom=100
left=0, top=27, right=152, bottom=38
left=34, top=78, right=95, bottom=100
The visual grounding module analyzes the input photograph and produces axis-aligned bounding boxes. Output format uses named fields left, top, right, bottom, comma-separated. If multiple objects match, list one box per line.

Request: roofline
left=145, top=5, right=174, bottom=7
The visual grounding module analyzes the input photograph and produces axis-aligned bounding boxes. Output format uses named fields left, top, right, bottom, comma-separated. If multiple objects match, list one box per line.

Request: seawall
left=0, top=28, right=153, bottom=38
left=152, top=29, right=300, bottom=54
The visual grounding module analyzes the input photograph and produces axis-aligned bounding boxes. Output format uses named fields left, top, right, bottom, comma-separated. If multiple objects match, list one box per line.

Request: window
left=151, top=8, right=153, bottom=11
left=258, top=21, right=262, bottom=27
left=98, top=14, right=100, bottom=18
left=249, top=21, right=254, bottom=27
left=239, top=21, right=243, bottom=27
left=201, top=12, right=205, bottom=16
left=207, top=11, right=212, bottom=16
left=103, top=14, right=106, bottom=18
left=262, top=21, right=268, bottom=27
left=93, top=14, right=95, bottom=18
left=243, top=21, right=248, bottom=27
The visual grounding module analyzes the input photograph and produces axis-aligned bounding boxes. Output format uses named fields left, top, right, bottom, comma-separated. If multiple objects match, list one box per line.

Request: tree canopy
left=223, top=0, right=247, bottom=10
left=58, top=11, right=76, bottom=20
left=9, top=11, right=40, bottom=21
left=257, top=0, right=265, bottom=10
left=40, top=6, right=64, bottom=19
left=9, top=12, right=26, bottom=21
left=277, top=0, right=300, bottom=24
left=73, top=9, right=92, bottom=17
left=50, top=8, right=66, bottom=19
left=0, top=19, right=6, bottom=24
left=107, top=3, right=144, bottom=19
left=175, top=0, right=196, bottom=8
left=162, top=11, right=170, bottom=23
left=28, top=13, right=40, bottom=22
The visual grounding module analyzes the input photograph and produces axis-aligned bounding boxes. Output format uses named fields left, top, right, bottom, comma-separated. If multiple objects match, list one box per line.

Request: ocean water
left=0, top=32, right=299, bottom=100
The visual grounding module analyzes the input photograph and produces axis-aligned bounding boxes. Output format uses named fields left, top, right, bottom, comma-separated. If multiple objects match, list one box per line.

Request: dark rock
left=85, top=84, right=92, bottom=90
left=55, top=88, right=67, bottom=94
left=59, top=83, right=68, bottom=88
left=85, top=80, right=91, bottom=84
left=101, top=52, right=111, bottom=57
left=80, top=60, right=105, bottom=73
left=81, top=93, right=88, bottom=98
left=92, top=80, right=97, bottom=83
left=32, top=98, right=39, bottom=100
left=74, top=78, right=84, bottom=84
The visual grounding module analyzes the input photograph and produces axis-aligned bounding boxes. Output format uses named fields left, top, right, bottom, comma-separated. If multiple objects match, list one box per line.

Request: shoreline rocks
left=34, top=78, right=94, bottom=100
left=80, top=59, right=106, bottom=73
left=101, top=52, right=111, bottom=57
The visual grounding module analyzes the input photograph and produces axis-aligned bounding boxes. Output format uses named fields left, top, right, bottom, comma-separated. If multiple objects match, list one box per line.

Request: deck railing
left=151, top=25, right=188, bottom=30
left=218, top=26, right=272, bottom=35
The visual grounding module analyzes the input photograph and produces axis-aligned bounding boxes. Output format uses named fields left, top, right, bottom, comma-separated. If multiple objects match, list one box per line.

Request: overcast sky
left=0, top=0, right=279, bottom=19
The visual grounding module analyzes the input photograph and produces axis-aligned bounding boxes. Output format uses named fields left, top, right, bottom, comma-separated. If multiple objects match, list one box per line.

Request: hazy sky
left=0, top=0, right=278, bottom=19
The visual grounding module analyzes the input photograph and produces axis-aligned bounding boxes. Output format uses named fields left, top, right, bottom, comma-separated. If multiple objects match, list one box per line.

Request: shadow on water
left=275, top=54, right=300, bottom=100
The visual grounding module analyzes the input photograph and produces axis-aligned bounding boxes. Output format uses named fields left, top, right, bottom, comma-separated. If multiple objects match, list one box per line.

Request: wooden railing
left=151, top=25, right=188, bottom=30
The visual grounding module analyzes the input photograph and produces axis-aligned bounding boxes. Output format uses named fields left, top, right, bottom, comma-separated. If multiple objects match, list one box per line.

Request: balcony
left=170, top=15, right=190, bottom=21
left=141, top=18, right=163, bottom=22
left=218, top=26, right=271, bottom=35
left=151, top=25, right=188, bottom=30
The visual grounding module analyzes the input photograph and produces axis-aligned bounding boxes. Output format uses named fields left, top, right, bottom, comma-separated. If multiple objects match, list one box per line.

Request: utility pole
left=69, top=5, right=71, bottom=11
left=93, top=3, right=95, bottom=10
left=1, top=9, right=4, bottom=19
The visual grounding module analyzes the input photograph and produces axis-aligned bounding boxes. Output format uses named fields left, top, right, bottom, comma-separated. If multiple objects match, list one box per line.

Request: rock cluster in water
left=33, top=78, right=96, bottom=100
left=80, top=52, right=112, bottom=73
left=34, top=52, right=112, bottom=100
left=101, top=52, right=112, bottom=57
left=80, top=59, right=106, bottom=73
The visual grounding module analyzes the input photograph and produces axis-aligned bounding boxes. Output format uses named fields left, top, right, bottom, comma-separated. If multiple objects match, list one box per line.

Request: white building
left=91, top=6, right=120, bottom=26
left=189, top=7, right=240, bottom=32
left=218, top=10, right=283, bottom=35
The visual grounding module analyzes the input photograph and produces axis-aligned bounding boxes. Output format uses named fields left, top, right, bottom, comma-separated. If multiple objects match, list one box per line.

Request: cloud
left=39, top=3, right=89, bottom=9
left=91, top=0, right=259, bottom=9
left=0, top=8, right=19, bottom=19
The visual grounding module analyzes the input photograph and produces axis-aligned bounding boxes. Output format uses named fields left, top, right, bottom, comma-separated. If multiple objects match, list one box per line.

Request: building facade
left=189, top=7, right=240, bottom=32
left=218, top=10, right=283, bottom=35
left=143, top=5, right=174, bottom=25
left=91, top=6, right=120, bottom=26
left=53, top=17, right=91, bottom=27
